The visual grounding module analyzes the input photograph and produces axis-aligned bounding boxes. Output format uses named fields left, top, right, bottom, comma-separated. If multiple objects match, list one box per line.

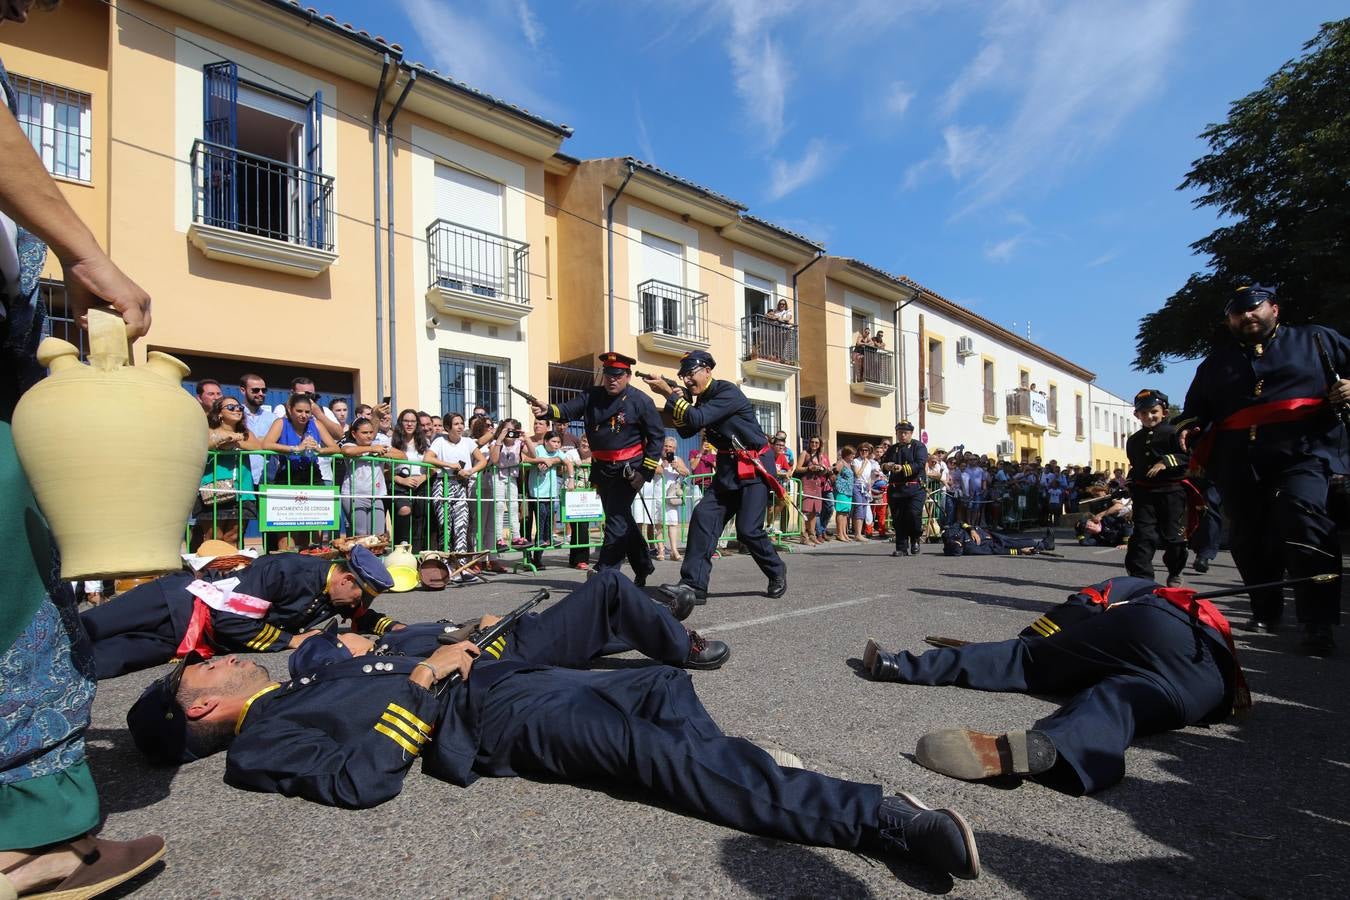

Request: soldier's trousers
left=889, top=486, right=925, bottom=550
left=474, top=660, right=882, bottom=849
left=890, top=602, right=1227, bottom=793
left=79, top=574, right=194, bottom=679
left=679, top=481, right=785, bottom=592
left=594, top=475, right=654, bottom=579
left=1221, top=460, right=1341, bottom=625
left=1125, top=489, right=1188, bottom=580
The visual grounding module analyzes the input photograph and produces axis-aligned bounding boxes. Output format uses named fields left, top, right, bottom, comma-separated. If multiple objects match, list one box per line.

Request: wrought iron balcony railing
left=639, top=279, right=707, bottom=343
left=849, top=345, right=895, bottom=386
left=191, top=139, right=334, bottom=250
left=741, top=314, right=799, bottom=366
left=427, top=219, right=530, bottom=305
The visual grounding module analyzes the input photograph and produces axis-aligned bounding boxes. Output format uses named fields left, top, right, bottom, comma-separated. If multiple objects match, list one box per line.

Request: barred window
left=12, top=74, right=92, bottom=183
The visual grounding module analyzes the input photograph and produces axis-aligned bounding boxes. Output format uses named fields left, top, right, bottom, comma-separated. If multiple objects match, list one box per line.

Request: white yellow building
left=1088, top=385, right=1141, bottom=475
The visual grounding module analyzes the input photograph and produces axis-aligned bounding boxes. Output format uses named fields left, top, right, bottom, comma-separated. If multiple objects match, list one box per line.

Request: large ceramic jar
left=12, top=310, right=207, bottom=579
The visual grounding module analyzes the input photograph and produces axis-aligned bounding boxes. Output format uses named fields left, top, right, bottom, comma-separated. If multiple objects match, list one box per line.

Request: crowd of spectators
left=161, top=367, right=1144, bottom=598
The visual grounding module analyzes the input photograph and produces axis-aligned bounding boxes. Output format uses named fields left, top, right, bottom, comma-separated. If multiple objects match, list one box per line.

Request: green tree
left=1134, top=18, right=1350, bottom=373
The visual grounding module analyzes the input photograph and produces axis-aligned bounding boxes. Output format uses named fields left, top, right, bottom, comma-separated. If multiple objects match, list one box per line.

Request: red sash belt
left=1153, top=587, right=1252, bottom=711
left=1189, top=396, right=1326, bottom=471
left=591, top=443, right=643, bottom=462
left=175, top=599, right=216, bottom=660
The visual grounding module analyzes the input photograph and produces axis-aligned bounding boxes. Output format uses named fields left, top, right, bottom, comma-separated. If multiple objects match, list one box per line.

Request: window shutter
left=305, top=90, right=324, bottom=247
left=434, top=163, right=503, bottom=235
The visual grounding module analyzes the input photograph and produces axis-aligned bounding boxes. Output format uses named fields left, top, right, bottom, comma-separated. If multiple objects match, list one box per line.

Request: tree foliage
left=1134, top=19, right=1350, bottom=373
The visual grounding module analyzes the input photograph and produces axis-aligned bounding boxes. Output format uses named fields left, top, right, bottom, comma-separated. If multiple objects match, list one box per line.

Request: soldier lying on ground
left=127, top=570, right=980, bottom=881
left=941, top=523, right=1056, bottom=556
left=861, top=576, right=1245, bottom=794
left=81, top=547, right=402, bottom=679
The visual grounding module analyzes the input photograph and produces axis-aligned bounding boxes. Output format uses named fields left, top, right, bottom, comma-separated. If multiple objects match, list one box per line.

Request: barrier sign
left=561, top=489, right=605, bottom=523
left=260, top=484, right=340, bottom=531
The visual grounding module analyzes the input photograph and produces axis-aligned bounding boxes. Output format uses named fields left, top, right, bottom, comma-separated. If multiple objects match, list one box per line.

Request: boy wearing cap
left=1124, top=390, right=1189, bottom=587
left=125, top=570, right=979, bottom=882
left=79, top=547, right=404, bottom=679
left=1176, top=284, right=1350, bottom=652
left=643, top=351, right=787, bottom=605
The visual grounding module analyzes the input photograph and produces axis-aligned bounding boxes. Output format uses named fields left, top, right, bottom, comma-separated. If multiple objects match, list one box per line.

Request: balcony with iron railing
left=188, top=139, right=337, bottom=277
left=425, top=219, right=533, bottom=325
left=849, top=344, right=895, bottom=398
left=926, top=372, right=948, bottom=412
left=636, top=279, right=710, bottom=357
left=1006, top=388, right=1049, bottom=430
left=740, top=314, right=800, bottom=381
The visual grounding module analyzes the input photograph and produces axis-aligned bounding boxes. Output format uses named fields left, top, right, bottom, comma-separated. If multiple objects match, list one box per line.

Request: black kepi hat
left=1225, top=283, right=1277, bottom=315
left=1133, top=389, right=1169, bottom=411
left=678, top=350, right=716, bottom=376
left=126, top=651, right=207, bottom=766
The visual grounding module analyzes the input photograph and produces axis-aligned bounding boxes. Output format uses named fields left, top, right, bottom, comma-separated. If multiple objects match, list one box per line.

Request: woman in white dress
left=656, top=436, right=689, bottom=561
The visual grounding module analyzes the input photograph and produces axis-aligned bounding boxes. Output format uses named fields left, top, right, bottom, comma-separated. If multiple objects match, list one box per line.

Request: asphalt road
left=89, top=534, right=1350, bottom=899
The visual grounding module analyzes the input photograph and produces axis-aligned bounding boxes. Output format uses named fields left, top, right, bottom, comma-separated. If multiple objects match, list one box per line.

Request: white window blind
left=640, top=231, right=683, bottom=285
left=435, top=163, right=504, bottom=235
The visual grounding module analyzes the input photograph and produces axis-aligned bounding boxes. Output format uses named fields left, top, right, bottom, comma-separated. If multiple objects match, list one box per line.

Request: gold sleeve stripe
left=386, top=702, right=432, bottom=735
left=642, top=458, right=660, bottom=469
left=483, top=636, right=508, bottom=659
left=374, top=723, right=422, bottom=755
left=247, top=624, right=281, bottom=651
left=548, top=404, right=562, bottom=421
left=1028, top=616, right=1060, bottom=637
left=374, top=616, right=394, bottom=635
left=379, top=712, right=429, bottom=745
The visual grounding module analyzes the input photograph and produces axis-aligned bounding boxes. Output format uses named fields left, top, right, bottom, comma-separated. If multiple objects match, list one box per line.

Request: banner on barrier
left=561, top=489, right=605, bottom=523
left=260, top=485, right=340, bottom=531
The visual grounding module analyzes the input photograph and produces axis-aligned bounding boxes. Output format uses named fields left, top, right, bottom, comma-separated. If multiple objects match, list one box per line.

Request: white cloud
left=767, top=139, right=833, bottom=201
left=941, top=125, right=989, bottom=180
left=930, top=0, right=1190, bottom=216
left=396, top=0, right=555, bottom=114
left=983, top=235, right=1025, bottom=263
left=634, top=96, right=657, bottom=166
left=1087, top=248, right=1121, bottom=268
left=882, top=81, right=915, bottom=119
left=723, top=0, right=799, bottom=147
left=514, top=0, right=543, bottom=49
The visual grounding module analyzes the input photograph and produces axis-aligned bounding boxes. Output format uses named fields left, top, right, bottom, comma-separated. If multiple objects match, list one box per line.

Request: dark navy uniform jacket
left=665, top=379, right=771, bottom=491
left=549, top=387, right=664, bottom=480
left=1125, top=422, right=1187, bottom=493
left=941, top=524, right=1038, bottom=557
left=1178, top=323, right=1350, bottom=485
left=878, top=440, right=929, bottom=496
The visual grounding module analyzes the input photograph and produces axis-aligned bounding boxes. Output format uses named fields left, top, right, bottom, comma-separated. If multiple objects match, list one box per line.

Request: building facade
left=1088, top=385, right=1140, bottom=476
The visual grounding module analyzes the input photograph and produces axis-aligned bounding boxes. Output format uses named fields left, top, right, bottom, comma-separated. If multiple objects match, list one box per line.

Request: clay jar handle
left=87, top=307, right=131, bottom=373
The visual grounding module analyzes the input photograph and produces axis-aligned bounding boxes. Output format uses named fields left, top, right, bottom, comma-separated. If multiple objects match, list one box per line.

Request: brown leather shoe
left=915, top=729, right=1057, bottom=782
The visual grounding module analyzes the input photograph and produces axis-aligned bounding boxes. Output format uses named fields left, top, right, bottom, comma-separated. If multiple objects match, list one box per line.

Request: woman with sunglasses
left=190, top=396, right=262, bottom=550
left=262, top=393, right=340, bottom=550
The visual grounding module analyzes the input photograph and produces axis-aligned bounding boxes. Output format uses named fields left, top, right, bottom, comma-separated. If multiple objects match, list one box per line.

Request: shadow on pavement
left=718, top=833, right=957, bottom=898
left=909, top=588, right=1055, bottom=615
left=85, top=727, right=178, bottom=816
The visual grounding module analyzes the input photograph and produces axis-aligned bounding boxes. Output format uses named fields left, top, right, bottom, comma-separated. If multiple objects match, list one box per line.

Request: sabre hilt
left=1313, top=333, right=1350, bottom=428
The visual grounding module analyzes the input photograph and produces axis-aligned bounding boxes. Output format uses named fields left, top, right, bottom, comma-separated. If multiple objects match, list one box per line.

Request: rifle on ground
left=1313, top=333, right=1350, bottom=428
left=509, top=384, right=547, bottom=412
left=437, top=588, right=549, bottom=682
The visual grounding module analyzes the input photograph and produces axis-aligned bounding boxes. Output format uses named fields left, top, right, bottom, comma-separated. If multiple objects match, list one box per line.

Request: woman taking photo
left=794, top=436, right=831, bottom=546
left=389, top=407, right=432, bottom=551
left=656, top=435, right=688, bottom=562
left=261, top=392, right=338, bottom=549
left=190, top=396, right=261, bottom=550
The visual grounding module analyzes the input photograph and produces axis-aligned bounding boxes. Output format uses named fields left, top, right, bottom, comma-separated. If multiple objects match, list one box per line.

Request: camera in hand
left=665, top=451, right=675, bottom=462
left=397, top=466, right=412, bottom=477
left=507, top=430, right=520, bottom=438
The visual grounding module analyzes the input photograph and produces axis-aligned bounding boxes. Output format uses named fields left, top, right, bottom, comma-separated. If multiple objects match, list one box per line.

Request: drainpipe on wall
left=371, top=54, right=391, bottom=402
left=606, top=161, right=636, bottom=351
left=384, top=69, right=416, bottom=410
left=790, top=250, right=824, bottom=448
left=917, top=313, right=926, bottom=434
left=894, top=292, right=917, bottom=425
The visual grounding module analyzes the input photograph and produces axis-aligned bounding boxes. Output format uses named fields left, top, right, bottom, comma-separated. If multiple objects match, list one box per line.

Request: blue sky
left=316, top=0, right=1343, bottom=402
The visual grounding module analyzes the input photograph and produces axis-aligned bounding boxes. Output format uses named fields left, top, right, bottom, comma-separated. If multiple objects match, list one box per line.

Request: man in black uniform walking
left=126, top=570, right=980, bottom=881
left=1123, top=389, right=1189, bottom=587
left=878, top=421, right=928, bottom=557
left=1176, top=283, right=1350, bottom=653
left=79, top=547, right=401, bottom=679
left=532, top=352, right=665, bottom=585
left=644, top=351, right=787, bottom=607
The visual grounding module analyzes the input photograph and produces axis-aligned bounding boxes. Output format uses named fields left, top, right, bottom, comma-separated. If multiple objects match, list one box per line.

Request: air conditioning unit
left=996, top=440, right=1014, bottom=457
left=956, top=336, right=975, bottom=357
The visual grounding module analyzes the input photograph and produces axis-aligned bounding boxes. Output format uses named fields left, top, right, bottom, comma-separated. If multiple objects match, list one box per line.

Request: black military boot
left=1042, top=528, right=1056, bottom=551
left=765, top=576, right=787, bottom=598
left=875, top=793, right=980, bottom=880
left=685, top=630, right=730, bottom=669
left=1300, top=623, right=1335, bottom=656
left=909, top=540, right=921, bottom=556
left=862, top=639, right=903, bottom=681
left=1193, top=557, right=1210, bottom=574
left=657, top=583, right=698, bottom=620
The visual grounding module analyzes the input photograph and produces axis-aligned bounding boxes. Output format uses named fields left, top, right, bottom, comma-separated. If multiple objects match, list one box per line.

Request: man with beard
left=1176, top=284, right=1350, bottom=653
